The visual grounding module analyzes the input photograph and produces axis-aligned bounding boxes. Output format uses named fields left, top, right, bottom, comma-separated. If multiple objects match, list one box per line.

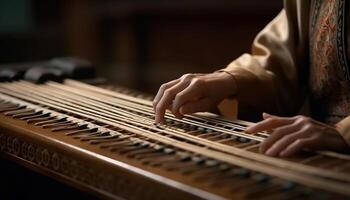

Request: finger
left=246, top=116, right=295, bottom=134
left=153, top=79, right=179, bottom=110
left=279, top=136, right=317, bottom=157
left=260, top=123, right=300, bottom=153
left=172, top=80, right=205, bottom=117
left=264, top=130, right=305, bottom=157
left=179, top=97, right=213, bottom=115
left=155, top=80, right=190, bottom=123
left=171, top=105, right=184, bottom=119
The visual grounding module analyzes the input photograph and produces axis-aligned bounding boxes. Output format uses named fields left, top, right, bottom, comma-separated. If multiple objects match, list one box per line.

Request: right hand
left=153, top=72, right=237, bottom=123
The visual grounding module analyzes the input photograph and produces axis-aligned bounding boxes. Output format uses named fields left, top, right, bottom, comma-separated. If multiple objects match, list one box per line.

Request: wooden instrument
left=0, top=60, right=350, bottom=199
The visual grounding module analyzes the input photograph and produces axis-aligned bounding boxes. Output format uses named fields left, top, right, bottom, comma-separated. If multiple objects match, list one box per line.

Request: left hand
left=245, top=113, right=349, bottom=157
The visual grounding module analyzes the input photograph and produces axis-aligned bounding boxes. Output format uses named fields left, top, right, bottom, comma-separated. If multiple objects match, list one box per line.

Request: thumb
left=179, top=98, right=213, bottom=115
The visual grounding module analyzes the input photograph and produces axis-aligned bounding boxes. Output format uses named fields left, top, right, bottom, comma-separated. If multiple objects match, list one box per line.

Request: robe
left=219, top=0, right=350, bottom=146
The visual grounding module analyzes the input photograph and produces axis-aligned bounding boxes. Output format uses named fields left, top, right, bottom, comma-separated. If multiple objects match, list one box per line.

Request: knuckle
left=295, top=126, right=313, bottom=138
left=303, top=123, right=313, bottom=131
left=272, top=127, right=286, bottom=136
left=266, top=117, right=278, bottom=124
left=295, top=139, right=305, bottom=146
left=163, top=89, right=174, bottom=97
left=280, top=134, right=295, bottom=143
left=301, top=116, right=312, bottom=123
left=295, top=115, right=303, bottom=118
left=296, top=116, right=312, bottom=125
left=191, top=78, right=205, bottom=86
left=159, top=83, right=168, bottom=90
left=181, top=73, right=193, bottom=80
left=175, top=93, right=184, bottom=101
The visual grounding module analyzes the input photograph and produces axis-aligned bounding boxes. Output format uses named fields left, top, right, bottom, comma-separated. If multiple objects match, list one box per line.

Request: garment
left=219, top=0, right=350, bottom=145
left=309, top=0, right=350, bottom=124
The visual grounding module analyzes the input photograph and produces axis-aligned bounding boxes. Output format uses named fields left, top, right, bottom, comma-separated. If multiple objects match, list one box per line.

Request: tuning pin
left=232, top=168, right=251, bottom=178
left=238, top=137, right=250, bottom=143
left=252, top=173, right=270, bottom=183
left=282, top=181, right=297, bottom=191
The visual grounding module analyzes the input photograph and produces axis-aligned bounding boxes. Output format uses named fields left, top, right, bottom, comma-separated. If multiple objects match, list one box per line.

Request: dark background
left=0, top=0, right=282, bottom=94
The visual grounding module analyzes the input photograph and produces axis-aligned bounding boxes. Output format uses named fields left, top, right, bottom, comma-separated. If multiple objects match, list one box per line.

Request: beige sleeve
left=336, top=117, right=350, bottom=146
left=220, top=10, right=301, bottom=120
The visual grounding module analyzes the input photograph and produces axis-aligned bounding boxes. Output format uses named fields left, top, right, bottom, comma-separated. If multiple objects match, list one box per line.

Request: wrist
left=216, top=70, right=238, bottom=98
left=335, top=117, right=350, bottom=147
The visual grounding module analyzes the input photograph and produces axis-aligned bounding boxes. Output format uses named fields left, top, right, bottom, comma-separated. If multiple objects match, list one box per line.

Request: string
left=1, top=82, right=350, bottom=185
left=0, top=91, right=350, bottom=196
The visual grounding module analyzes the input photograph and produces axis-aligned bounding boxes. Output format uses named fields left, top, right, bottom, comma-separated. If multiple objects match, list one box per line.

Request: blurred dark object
left=50, top=57, right=95, bottom=79
left=0, top=57, right=95, bottom=83
left=0, top=0, right=282, bottom=93
left=24, top=66, right=65, bottom=83
left=0, top=69, right=24, bottom=81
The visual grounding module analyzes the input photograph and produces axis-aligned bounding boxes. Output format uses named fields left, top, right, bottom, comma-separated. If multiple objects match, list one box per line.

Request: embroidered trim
left=309, top=0, right=322, bottom=69
left=337, top=0, right=350, bottom=83
left=311, top=0, right=349, bottom=84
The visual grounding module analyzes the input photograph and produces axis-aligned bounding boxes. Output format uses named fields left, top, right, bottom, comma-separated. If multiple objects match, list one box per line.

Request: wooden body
left=0, top=114, right=219, bottom=200
left=0, top=80, right=349, bottom=199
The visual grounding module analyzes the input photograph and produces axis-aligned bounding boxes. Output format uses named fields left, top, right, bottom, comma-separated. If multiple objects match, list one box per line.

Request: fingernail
left=159, top=118, right=165, bottom=124
left=245, top=126, right=255, bottom=133
left=155, top=116, right=160, bottom=124
left=179, top=107, right=187, bottom=115
left=173, top=112, right=183, bottom=119
left=265, top=148, right=275, bottom=156
left=244, top=129, right=253, bottom=134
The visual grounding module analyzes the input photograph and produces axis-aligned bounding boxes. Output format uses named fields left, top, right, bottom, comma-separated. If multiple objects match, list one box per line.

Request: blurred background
left=0, top=0, right=282, bottom=94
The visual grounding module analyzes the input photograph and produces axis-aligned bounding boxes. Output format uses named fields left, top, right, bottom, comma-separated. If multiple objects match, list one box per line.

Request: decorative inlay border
left=0, top=131, right=165, bottom=200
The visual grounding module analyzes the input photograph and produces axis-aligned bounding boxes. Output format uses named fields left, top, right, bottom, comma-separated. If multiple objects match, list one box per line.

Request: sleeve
left=336, top=117, right=350, bottom=146
left=219, top=10, right=302, bottom=121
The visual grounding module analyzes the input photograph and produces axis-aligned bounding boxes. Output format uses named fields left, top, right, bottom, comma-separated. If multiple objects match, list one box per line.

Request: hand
left=246, top=113, right=349, bottom=157
left=153, top=72, right=237, bottom=123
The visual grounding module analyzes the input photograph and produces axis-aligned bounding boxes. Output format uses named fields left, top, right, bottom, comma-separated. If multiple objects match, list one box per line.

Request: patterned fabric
left=348, top=1, right=350, bottom=67
left=309, top=0, right=350, bottom=124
